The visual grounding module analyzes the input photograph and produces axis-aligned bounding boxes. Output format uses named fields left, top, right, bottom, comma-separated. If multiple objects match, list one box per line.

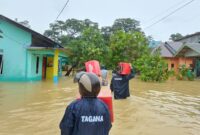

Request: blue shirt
left=101, top=69, right=108, bottom=80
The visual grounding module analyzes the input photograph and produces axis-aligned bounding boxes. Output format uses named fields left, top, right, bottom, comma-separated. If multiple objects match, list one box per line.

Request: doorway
left=195, top=59, right=200, bottom=77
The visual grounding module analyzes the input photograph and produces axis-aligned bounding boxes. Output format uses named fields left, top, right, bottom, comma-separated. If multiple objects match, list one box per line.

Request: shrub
left=134, top=54, right=169, bottom=82
left=177, top=65, right=194, bottom=81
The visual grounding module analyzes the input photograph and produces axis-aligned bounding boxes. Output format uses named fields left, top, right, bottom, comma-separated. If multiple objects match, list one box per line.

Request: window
left=36, top=56, right=39, bottom=74
left=0, top=54, right=3, bottom=74
left=171, top=63, right=174, bottom=68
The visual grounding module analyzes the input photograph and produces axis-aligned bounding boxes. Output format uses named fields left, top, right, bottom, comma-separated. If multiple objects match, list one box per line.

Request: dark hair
left=101, top=65, right=106, bottom=70
left=116, top=65, right=121, bottom=73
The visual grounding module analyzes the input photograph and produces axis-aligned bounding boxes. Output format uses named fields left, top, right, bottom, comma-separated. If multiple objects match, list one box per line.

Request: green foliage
left=67, top=27, right=108, bottom=68
left=176, top=65, right=194, bottom=81
left=134, top=54, right=169, bottom=82
left=44, top=19, right=98, bottom=43
left=169, top=33, right=183, bottom=41
left=44, top=18, right=150, bottom=69
left=101, top=26, right=112, bottom=46
left=112, top=18, right=141, bottom=33
left=110, top=31, right=149, bottom=68
left=168, top=69, right=175, bottom=77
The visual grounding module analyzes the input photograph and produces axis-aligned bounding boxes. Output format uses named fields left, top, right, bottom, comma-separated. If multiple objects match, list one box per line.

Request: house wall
left=166, top=58, right=179, bottom=73
left=178, top=58, right=193, bottom=67
left=26, top=50, right=63, bottom=81
left=27, top=50, right=55, bottom=81
left=26, top=51, right=43, bottom=81
left=165, top=57, right=193, bottom=74
left=0, top=19, right=31, bottom=81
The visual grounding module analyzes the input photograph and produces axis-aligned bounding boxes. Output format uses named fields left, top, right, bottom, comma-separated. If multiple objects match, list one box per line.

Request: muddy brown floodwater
left=0, top=77, right=200, bottom=135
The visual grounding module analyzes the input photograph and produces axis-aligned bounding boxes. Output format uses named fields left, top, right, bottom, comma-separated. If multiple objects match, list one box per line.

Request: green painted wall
left=0, top=19, right=31, bottom=81
left=26, top=51, right=43, bottom=81
left=26, top=50, right=54, bottom=81
left=0, top=19, right=68, bottom=81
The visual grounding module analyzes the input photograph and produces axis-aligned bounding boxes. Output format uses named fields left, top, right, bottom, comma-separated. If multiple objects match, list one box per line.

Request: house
left=152, top=41, right=200, bottom=77
left=175, top=43, right=200, bottom=77
left=153, top=42, right=193, bottom=74
left=0, top=15, right=67, bottom=82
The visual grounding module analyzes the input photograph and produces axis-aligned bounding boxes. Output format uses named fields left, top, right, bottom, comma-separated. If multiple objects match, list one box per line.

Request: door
left=195, top=59, right=200, bottom=77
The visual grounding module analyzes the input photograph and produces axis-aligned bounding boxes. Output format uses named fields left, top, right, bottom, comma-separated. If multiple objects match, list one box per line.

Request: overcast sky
left=0, top=0, right=199, bottom=41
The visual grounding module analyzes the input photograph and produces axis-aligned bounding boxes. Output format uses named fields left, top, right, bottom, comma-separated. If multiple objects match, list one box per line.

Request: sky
left=0, top=0, right=200, bottom=41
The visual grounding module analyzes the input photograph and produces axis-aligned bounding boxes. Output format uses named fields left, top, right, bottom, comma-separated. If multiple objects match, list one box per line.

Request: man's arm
left=126, top=68, right=135, bottom=80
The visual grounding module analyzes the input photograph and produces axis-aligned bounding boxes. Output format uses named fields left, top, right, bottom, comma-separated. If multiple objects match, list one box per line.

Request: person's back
left=110, top=68, right=134, bottom=99
left=60, top=98, right=111, bottom=135
left=60, top=72, right=112, bottom=135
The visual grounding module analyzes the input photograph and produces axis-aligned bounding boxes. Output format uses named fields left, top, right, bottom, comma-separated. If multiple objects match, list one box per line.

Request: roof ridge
left=164, top=42, right=176, bottom=55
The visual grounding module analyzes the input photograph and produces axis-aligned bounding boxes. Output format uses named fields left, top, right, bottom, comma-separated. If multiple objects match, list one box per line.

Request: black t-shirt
left=110, top=70, right=135, bottom=99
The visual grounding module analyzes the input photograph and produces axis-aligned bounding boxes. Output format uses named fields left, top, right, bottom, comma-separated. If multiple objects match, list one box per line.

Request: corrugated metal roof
left=174, top=43, right=200, bottom=57
left=152, top=42, right=183, bottom=57
left=166, top=42, right=183, bottom=52
left=186, top=43, right=200, bottom=54
left=175, top=32, right=200, bottom=41
left=0, top=14, right=63, bottom=48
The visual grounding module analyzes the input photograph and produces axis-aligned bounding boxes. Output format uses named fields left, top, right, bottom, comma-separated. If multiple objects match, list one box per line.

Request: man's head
left=116, top=65, right=121, bottom=74
left=74, top=72, right=101, bottom=97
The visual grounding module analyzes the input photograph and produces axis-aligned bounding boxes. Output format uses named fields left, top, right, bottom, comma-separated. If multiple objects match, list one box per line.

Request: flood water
left=0, top=76, right=200, bottom=135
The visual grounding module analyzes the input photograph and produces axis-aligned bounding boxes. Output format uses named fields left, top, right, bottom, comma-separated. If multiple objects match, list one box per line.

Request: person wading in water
left=60, top=72, right=112, bottom=135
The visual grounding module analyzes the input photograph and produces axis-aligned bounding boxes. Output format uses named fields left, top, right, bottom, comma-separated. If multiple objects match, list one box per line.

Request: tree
left=63, top=19, right=85, bottom=37
left=43, top=18, right=150, bottom=70
left=112, top=18, right=141, bottom=33
left=67, top=27, right=108, bottom=68
left=44, top=19, right=99, bottom=44
left=15, top=19, right=31, bottom=28
left=169, top=33, right=183, bottom=41
left=134, top=54, right=169, bottom=82
left=44, top=21, right=64, bottom=42
left=101, top=26, right=112, bottom=46
left=109, top=30, right=148, bottom=68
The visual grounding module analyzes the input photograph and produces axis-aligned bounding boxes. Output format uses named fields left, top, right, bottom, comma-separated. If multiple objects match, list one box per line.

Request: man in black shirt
left=110, top=66, right=135, bottom=99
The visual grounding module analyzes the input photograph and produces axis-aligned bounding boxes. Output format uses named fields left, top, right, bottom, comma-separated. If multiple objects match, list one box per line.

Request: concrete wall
left=167, top=58, right=179, bottom=73
left=0, top=19, right=66, bottom=82
left=166, top=57, right=193, bottom=74
left=0, top=19, right=31, bottom=81
left=27, top=51, right=43, bottom=81
left=27, top=50, right=63, bottom=81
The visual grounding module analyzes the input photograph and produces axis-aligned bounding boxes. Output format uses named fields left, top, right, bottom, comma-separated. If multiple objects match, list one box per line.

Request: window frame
left=0, top=54, right=3, bottom=75
left=36, top=56, right=39, bottom=74
left=171, top=63, right=174, bottom=69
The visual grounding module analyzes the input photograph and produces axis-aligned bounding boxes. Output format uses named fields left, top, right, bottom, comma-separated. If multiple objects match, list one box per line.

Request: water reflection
left=0, top=77, right=200, bottom=135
